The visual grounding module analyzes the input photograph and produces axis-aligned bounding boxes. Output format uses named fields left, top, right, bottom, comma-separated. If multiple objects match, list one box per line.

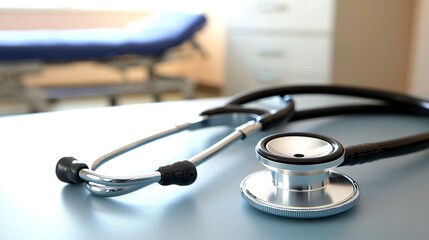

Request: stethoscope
left=56, top=85, right=429, bottom=218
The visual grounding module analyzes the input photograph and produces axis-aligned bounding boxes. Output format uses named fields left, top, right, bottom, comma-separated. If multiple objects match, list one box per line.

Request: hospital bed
left=0, top=12, right=207, bottom=112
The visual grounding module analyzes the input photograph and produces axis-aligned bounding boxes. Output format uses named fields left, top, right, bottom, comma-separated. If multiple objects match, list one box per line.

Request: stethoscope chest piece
left=240, top=133, right=360, bottom=218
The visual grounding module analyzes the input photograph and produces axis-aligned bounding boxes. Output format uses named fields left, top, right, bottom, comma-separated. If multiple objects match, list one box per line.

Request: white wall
left=409, top=0, right=429, bottom=97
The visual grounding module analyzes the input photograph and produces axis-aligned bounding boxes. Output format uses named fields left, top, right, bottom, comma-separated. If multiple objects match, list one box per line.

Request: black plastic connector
left=158, top=161, right=197, bottom=186
left=55, top=157, right=88, bottom=184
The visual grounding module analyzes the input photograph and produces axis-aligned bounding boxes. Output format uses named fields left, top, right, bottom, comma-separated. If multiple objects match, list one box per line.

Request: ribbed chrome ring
left=240, top=169, right=360, bottom=218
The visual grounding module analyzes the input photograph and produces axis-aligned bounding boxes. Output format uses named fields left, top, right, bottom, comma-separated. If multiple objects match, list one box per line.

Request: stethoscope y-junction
left=56, top=85, right=429, bottom=218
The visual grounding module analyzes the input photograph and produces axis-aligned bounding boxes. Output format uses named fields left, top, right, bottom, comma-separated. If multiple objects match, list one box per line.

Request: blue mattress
left=0, top=12, right=206, bottom=62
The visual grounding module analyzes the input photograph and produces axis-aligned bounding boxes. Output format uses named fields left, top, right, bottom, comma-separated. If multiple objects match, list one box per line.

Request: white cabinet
left=224, top=0, right=335, bottom=95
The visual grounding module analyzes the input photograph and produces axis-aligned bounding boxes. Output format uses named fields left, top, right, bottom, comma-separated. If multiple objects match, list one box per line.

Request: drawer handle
left=257, top=49, right=285, bottom=58
left=255, top=2, right=288, bottom=13
left=256, top=70, right=282, bottom=82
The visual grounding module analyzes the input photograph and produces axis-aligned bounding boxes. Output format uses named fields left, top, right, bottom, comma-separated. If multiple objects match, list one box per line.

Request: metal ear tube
left=240, top=133, right=360, bottom=218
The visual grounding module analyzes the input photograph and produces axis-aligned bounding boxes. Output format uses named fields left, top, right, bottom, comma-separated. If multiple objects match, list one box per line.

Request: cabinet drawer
left=227, top=35, right=332, bottom=76
left=227, top=0, right=335, bottom=32
left=225, top=35, right=331, bottom=95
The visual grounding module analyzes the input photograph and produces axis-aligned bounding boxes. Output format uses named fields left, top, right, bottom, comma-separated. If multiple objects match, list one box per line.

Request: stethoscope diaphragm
left=240, top=133, right=360, bottom=218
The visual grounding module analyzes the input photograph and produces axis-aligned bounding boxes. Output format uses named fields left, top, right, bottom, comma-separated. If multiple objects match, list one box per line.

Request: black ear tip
left=158, top=160, right=197, bottom=186
left=56, top=157, right=88, bottom=184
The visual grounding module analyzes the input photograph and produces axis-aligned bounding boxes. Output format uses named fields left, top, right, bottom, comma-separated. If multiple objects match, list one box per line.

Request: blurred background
left=0, top=0, right=428, bottom=115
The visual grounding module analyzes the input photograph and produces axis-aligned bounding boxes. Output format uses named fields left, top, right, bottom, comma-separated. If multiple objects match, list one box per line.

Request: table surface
left=1, top=97, right=428, bottom=240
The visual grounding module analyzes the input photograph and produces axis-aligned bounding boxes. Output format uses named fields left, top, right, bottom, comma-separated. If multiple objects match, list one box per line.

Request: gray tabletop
left=0, top=97, right=428, bottom=240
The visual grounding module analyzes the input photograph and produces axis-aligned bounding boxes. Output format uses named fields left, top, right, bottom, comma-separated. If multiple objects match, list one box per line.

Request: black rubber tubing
left=227, top=85, right=429, bottom=166
left=227, top=85, right=429, bottom=116
left=341, top=132, right=429, bottom=166
left=295, top=105, right=429, bottom=166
